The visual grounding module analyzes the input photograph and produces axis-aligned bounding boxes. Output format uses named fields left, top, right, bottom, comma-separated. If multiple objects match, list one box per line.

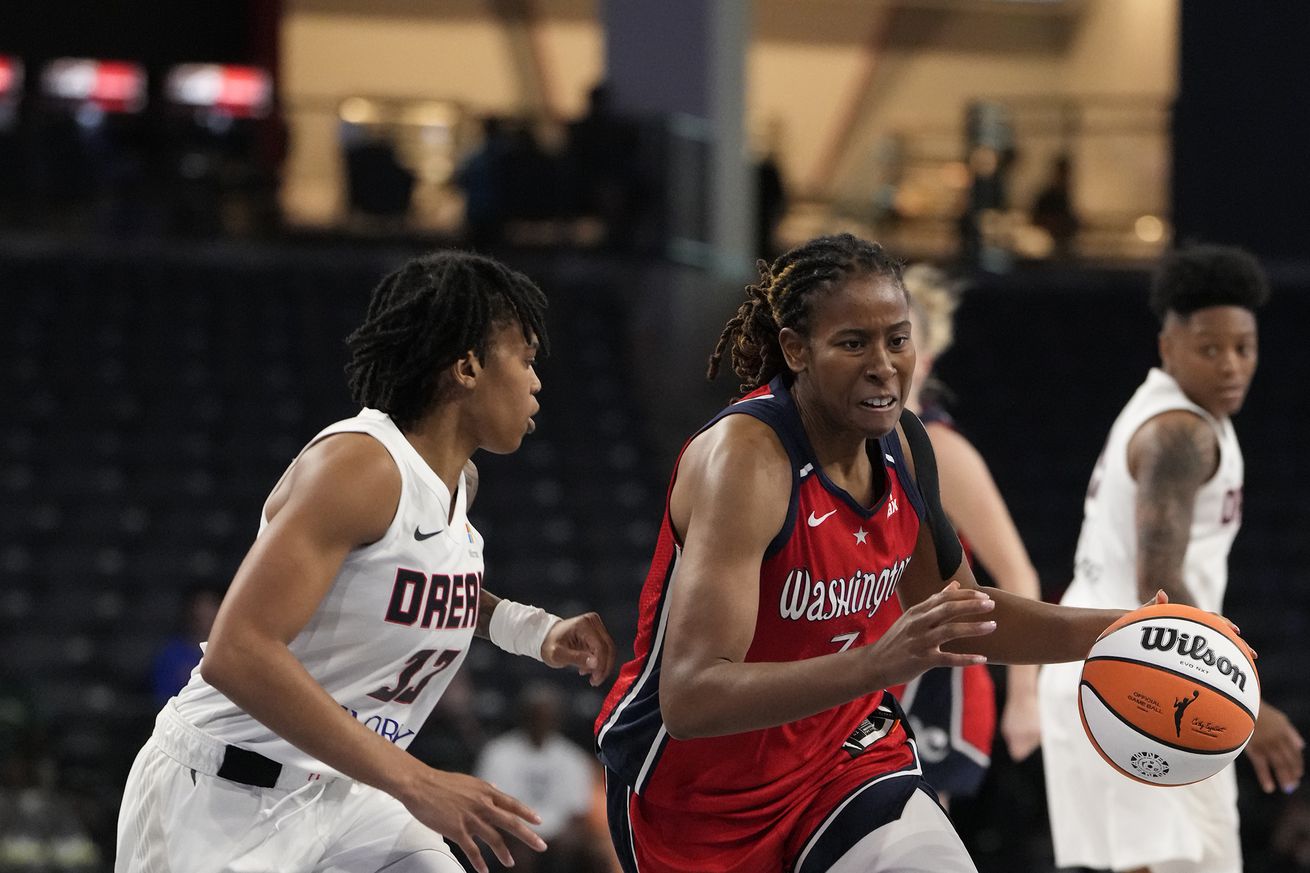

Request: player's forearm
left=660, top=648, right=881, bottom=739
left=986, top=559, right=1041, bottom=602
left=1007, top=662, right=1040, bottom=696
left=945, top=588, right=1121, bottom=664
left=1135, top=569, right=1195, bottom=607
left=201, top=631, right=423, bottom=800
left=475, top=589, right=502, bottom=639
left=958, top=508, right=1042, bottom=602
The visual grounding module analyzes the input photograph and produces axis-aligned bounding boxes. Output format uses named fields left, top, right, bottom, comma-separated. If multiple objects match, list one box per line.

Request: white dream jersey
left=173, top=408, right=483, bottom=776
left=1061, top=367, right=1243, bottom=614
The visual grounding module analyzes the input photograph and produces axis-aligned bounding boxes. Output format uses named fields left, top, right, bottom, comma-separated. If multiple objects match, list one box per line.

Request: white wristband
left=488, top=600, right=561, bottom=661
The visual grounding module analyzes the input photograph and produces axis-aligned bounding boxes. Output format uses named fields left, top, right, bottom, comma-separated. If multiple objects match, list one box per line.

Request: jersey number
left=367, top=648, right=460, bottom=704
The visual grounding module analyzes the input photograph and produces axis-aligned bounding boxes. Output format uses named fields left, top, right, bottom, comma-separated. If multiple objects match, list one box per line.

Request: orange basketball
left=1078, top=603, right=1260, bottom=786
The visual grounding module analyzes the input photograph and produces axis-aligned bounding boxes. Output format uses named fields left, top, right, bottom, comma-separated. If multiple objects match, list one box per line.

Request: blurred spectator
left=564, top=83, right=641, bottom=250
left=456, top=116, right=563, bottom=247
left=149, top=585, right=222, bottom=707
left=958, top=101, right=1015, bottom=271
left=342, top=124, right=415, bottom=221
left=475, top=682, right=595, bottom=873
left=1030, top=153, right=1080, bottom=259
left=456, top=115, right=513, bottom=248
left=502, top=123, right=559, bottom=226
left=754, top=125, right=787, bottom=262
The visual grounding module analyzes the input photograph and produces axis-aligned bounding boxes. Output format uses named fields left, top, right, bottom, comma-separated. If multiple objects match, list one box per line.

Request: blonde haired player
left=1038, top=245, right=1304, bottom=873
left=116, top=251, right=615, bottom=873
left=890, top=265, right=1043, bottom=806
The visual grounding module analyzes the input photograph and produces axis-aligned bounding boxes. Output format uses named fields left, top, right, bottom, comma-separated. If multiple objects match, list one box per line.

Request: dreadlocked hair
left=706, top=233, right=903, bottom=395
left=345, top=250, right=549, bottom=430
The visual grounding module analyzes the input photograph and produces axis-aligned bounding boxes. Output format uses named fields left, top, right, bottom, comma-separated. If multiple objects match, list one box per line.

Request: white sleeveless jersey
left=173, top=408, right=483, bottom=776
left=1061, top=368, right=1243, bottom=614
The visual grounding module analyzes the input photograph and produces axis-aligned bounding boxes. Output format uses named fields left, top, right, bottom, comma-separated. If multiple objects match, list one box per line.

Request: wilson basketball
left=1078, top=603, right=1259, bottom=786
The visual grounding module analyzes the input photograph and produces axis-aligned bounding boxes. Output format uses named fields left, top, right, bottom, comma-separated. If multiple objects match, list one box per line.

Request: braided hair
left=707, top=233, right=904, bottom=395
left=345, top=250, right=549, bottom=430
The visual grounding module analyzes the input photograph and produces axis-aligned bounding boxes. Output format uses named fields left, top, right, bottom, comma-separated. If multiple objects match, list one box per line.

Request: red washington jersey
left=596, top=375, right=929, bottom=815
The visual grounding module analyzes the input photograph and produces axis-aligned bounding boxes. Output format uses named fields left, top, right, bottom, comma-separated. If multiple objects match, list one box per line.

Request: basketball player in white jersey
left=116, top=251, right=616, bottom=873
left=1039, top=245, right=1305, bottom=873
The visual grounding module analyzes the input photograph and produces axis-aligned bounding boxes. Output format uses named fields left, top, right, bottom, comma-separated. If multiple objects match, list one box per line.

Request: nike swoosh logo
left=414, top=527, right=443, bottom=541
left=807, top=509, right=837, bottom=527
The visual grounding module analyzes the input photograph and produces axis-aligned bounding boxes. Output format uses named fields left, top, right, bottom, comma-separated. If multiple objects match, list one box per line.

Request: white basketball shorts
left=116, top=703, right=465, bottom=873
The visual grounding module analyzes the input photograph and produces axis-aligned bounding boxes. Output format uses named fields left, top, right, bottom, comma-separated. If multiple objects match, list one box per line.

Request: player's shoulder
left=676, top=411, right=792, bottom=524
left=1131, top=409, right=1219, bottom=455
left=1127, top=409, right=1220, bottom=479
left=267, top=432, right=401, bottom=537
left=687, top=409, right=789, bottom=470
left=300, top=431, right=401, bottom=486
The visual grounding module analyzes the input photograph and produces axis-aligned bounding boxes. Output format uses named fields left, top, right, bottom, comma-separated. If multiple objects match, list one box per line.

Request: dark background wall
left=0, top=1, right=267, bottom=65
left=1173, top=4, right=1310, bottom=260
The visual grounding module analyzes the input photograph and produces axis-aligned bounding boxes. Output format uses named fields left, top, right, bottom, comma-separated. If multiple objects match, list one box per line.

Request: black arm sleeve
left=899, top=409, right=965, bottom=580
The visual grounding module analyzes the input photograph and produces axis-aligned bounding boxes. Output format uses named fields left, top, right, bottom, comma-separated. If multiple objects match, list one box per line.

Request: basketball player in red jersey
left=595, top=234, right=1166, bottom=873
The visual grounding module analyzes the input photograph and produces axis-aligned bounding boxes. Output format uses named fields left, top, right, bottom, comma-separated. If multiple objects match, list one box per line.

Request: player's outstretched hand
left=864, top=581, right=995, bottom=690
left=541, top=611, right=616, bottom=687
left=1246, top=702, right=1306, bottom=795
left=401, top=769, right=546, bottom=873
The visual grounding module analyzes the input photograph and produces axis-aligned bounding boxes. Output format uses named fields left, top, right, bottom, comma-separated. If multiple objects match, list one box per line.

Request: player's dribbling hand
left=1141, top=589, right=1169, bottom=607
left=1246, top=703, right=1306, bottom=795
left=541, top=611, right=616, bottom=686
left=1139, top=590, right=1258, bottom=659
left=865, top=580, right=996, bottom=690
left=401, top=769, right=546, bottom=873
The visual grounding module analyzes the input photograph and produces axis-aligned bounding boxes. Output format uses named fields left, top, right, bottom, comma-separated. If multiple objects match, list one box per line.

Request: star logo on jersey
left=807, top=508, right=837, bottom=527
left=887, top=496, right=898, bottom=518
left=413, top=526, right=443, bottom=541
left=853, top=527, right=868, bottom=544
